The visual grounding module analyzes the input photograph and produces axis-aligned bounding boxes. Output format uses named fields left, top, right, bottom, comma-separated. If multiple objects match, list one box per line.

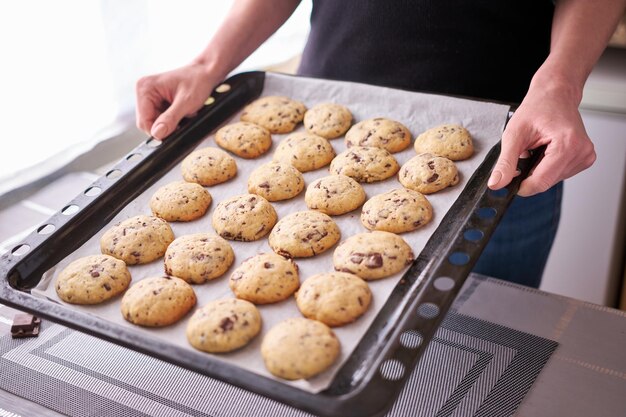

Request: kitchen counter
left=1, top=274, right=625, bottom=417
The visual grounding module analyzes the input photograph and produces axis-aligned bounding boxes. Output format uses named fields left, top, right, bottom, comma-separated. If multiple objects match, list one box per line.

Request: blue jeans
left=472, top=182, right=563, bottom=288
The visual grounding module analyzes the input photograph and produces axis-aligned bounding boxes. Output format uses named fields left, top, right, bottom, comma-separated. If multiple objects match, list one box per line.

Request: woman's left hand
left=488, top=77, right=596, bottom=196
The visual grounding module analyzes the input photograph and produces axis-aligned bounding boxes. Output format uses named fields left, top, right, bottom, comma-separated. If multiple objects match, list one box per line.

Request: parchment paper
left=34, top=72, right=510, bottom=393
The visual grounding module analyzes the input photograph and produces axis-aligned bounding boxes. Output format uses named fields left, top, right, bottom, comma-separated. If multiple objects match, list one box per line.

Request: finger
left=488, top=122, right=531, bottom=190
left=151, top=95, right=199, bottom=140
left=517, top=152, right=565, bottom=197
left=135, top=94, right=161, bottom=134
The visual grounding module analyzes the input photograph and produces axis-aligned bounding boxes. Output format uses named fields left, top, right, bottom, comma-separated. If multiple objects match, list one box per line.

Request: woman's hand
left=488, top=75, right=596, bottom=196
left=135, top=63, right=222, bottom=140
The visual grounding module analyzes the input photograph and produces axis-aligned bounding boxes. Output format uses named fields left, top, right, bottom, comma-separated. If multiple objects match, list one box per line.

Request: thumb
left=150, top=96, right=197, bottom=140
left=488, top=122, right=531, bottom=190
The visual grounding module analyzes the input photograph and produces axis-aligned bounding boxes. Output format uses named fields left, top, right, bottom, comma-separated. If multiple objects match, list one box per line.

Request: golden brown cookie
left=333, top=231, right=414, bottom=280
left=414, top=124, right=474, bottom=161
left=273, top=132, right=336, bottom=172
left=215, top=121, right=272, bottom=159
left=303, top=103, right=353, bottom=139
left=345, top=117, right=412, bottom=153
left=240, top=96, right=306, bottom=134
left=212, top=194, right=277, bottom=241
left=295, top=272, right=372, bottom=327
left=304, top=174, right=366, bottom=215
left=247, top=162, right=305, bottom=202
left=229, top=253, right=300, bottom=304
left=329, top=146, right=399, bottom=183
left=268, top=210, right=341, bottom=258
left=121, top=276, right=196, bottom=327
left=55, top=255, right=131, bottom=305
left=181, top=147, right=237, bottom=186
left=399, top=153, right=460, bottom=194
left=261, top=317, right=340, bottom=380
left=164, top=234, right=234, bottom=284
left=360, top=188, right=433, bottom=233
left=150, top=181, right=212, bottom=222
left=186, top=298, right=262, bottom=353
left=100, top=215, right=174, bottom=265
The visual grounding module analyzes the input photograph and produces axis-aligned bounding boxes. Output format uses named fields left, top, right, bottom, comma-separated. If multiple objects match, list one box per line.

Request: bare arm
left=136, top=0, right=302, bottom=139
left=489, top=0, right=626, bottom=196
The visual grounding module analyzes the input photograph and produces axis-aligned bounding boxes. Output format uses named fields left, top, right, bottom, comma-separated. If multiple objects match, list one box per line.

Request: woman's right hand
left=135, top=63, right=222, bottom=140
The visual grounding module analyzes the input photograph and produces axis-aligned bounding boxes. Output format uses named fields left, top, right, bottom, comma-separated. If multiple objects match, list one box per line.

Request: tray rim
left=0, top=71, right=533, bottom=417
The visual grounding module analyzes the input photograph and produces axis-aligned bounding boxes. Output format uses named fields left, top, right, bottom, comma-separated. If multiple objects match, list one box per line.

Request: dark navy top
left=298, top=0, right=554, bottom=104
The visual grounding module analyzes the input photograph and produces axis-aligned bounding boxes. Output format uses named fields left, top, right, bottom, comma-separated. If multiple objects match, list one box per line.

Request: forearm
left=193, top=0, right=302, bottom=79
left=532, top=0, right=626, bottom=101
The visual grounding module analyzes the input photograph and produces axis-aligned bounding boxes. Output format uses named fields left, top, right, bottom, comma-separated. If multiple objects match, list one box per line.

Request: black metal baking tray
left=0, top=71, right=536, bottom=417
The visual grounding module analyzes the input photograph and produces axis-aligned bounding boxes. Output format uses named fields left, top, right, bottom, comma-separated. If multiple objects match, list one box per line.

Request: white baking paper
left=34, top=72, right=510, bottom=393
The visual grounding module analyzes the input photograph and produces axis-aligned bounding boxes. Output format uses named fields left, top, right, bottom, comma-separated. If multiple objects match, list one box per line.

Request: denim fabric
left=472, top=182, right=563, bottom=288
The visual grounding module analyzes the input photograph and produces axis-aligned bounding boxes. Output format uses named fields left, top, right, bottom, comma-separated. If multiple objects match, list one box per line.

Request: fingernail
left=488, top=170, right=502, bottom=188
left=151, top=123, right=168, bottom=140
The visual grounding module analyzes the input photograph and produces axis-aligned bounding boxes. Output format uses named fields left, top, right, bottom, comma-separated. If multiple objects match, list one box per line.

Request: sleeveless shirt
left=298, top=0, right=554, bottom=104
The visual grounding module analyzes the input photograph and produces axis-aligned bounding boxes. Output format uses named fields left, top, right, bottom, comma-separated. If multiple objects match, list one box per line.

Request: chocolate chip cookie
left=150, top=181, right=212, bottom=222
left=261, top=317, right=340, bottom=380
left=345, top=117, right=411, bottom=153
left=56, top=254, right=131, bottom=304
left=121, top=276, right=196, bottom=327
left=186, top=298, right=262, bottom=353
left=303, top=102, right=353, bottom=139
left=360, top=188, right=433, bottom=233
left=240, top=95, right=306, bottom=134
left=304, top=174, right=366, bottom=215
left=414, top=124, right=474, bottom=161
left=295, top=272, right=372, bottom=327
left=268, top=210, right=341, bottom=258
left=247, top=162, right=304, bottom=202
left=215, top=121, right=272, bottom=159
left=100, top=215, right=174, bottom=265
left=229, top=252, right=300, bottom=304
left=273, top=132, right=335, bottom=172
left=212, top=194, right=277, bottom=241
left=399, top=153, right=460, bottom=194
left=181, top=147, right=237, bottom=186
left=333, top=231, right=414, bottom=280
left=164, top=233, right=234, bottom=284
left=329, top=146, right=399, bottom=183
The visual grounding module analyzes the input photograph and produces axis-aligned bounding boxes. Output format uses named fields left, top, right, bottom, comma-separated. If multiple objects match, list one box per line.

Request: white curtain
left=0, top=0, right=310, bottom=194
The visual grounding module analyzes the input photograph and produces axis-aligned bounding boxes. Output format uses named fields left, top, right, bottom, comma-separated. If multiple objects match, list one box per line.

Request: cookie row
left=237, top=95, right=475, bottom=158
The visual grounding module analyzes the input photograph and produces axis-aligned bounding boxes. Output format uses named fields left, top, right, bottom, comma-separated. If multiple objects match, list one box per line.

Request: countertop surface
left=1, top=274, right=625, bottom=417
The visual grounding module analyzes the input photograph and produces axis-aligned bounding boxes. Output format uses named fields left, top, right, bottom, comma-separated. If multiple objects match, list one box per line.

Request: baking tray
left=0, top=71, right=538, bottom=417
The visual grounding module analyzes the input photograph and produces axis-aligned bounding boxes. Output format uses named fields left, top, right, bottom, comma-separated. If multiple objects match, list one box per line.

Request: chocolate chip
left=365, top=253, right=383, bottom=268
left=277, top=249, right=293, bottom=258
left=90, top=271, right=100, bottom=278
left=264, top=262, right=273, bottom=269
left=427, top=161, right=435, bottom=170
left=350, top=253, right=365, bottom=264
left=258, top=181, right=270, bottom=189
left=220, top=317, right=234, bottom=331
left=103, top=283, right=111, bottom=291
left=426, top=173, right=439, bottom=183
